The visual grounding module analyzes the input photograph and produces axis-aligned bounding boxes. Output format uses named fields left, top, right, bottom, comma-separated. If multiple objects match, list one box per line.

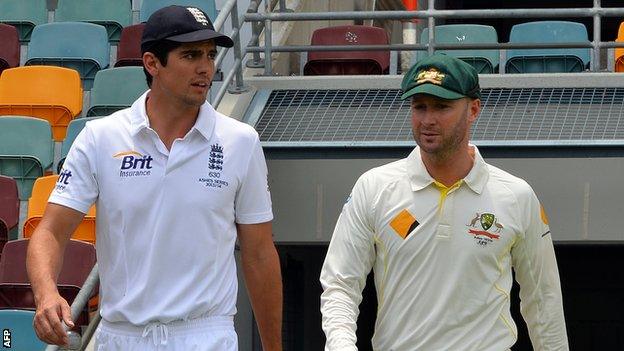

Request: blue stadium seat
left=88, top=67, right=148, bottom=117
left=0, top=310, right=46, bottom=350
left=57, top=116, right=102, bottom=173
left=416, top=24, right=499, bottom=74
left=26, top=22, right=110, bottom=89
left=0, top=0, right=47, bottom=42
left=140, top=0, right=217, bottom=23
left=506, top=21, right=590, bottom=73
left=0, top=116, right=53, bottom=199
left=55, top=0, right=132, bottom=43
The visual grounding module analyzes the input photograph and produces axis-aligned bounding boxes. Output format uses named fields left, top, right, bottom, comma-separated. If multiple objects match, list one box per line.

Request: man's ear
left=467, top=98, right=481, bottom=123
left=143, top=52, right=159, bottom=78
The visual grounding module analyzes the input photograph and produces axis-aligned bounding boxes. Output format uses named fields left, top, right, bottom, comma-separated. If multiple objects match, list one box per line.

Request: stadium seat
left=304, top=25, right=390, bottom=75
left=55, top=0, right=132, bottom=43
left=26, top=22, right=110, bottom=89
left=615, top=21, right=624, bottom=72
left=23, top=176, right=96, bottom=244
left=0, top=24, right=20, bottom=75
left=0, top=0, right=48, bottom=42
left=0, top=66, right=83, bottom=141
left=506, top=21, right=591, bottom=73
left=140, top=0, right=218, bottom=23
left=0, top=310, right=46, bottom=350
left=0, top=239, right=96, bottom=329
left=0, top=220, right=7, bottom=259
left=115, top=23, right=146, bottom=67
left=57, top=117, right=102, bottom=173
left=0, top=117, right=54, bottom=199
left=88, top=67, right=148, bottom=117
left=416, top=24, right=499, bottom=74
left=0, top=239, right=96, bottom=288
left=0, top=175, right=20, bottom=239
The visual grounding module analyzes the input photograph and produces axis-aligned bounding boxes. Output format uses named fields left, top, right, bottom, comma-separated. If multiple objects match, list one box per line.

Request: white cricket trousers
left=96, top=315, right=237, bottom=351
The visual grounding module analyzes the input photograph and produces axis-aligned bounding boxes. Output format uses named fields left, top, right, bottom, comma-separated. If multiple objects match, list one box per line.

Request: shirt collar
left=406, top=144, right=489, bottom=194
left=128, top=90, right=216, bottom=141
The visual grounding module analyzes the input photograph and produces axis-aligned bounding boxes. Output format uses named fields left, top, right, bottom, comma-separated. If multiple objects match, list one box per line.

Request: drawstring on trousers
left=142, top=322, right=169, bottom=345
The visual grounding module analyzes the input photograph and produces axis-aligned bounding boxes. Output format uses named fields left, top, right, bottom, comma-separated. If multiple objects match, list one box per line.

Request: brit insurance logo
left=466, top=212, right=504, bottom=247
left=198, top=143, right=229, bottom=188
left=55, top=168, right=72, bottom=192
left=113, top=151, right=154, bottom=178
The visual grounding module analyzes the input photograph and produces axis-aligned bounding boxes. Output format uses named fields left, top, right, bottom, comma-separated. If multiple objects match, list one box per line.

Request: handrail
left=245, top=42, right=619, bottom=53
left=211, top=0, right=251, bottom=108
left=245, top=7, right=624, bottom=21
left=45, top=264, right=100, bottom=351
left=243, top=1, right=624, bottom=75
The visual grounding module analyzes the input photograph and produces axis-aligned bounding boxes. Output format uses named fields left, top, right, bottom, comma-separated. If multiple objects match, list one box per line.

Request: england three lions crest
left=209, top=144, right=224, bottom=171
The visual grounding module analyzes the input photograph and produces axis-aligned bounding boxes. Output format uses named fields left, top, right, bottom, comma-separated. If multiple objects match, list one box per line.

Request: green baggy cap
left=401, top=54, right=481, bottom=100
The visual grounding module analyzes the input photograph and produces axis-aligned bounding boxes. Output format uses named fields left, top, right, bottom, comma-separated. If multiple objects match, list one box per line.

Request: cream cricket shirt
left=321, top=146, right=568, bottom=351
left=50, top=92, right=273, bottom=325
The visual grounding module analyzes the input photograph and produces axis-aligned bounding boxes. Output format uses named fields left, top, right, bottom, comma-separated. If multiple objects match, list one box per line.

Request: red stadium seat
left=0, top=220, right=7, bottom=260
left=0, top=175, right=19, bottom=233
left=0, top=24, right=19, bottom=75
left=0, top=239, right=97, bottom=328
left=304, top=25, right=390, bottom=75
left=115, top=23, right=145, bottom=67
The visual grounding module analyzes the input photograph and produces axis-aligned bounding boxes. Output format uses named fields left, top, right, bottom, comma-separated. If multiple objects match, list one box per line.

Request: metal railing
left=243, top=1, right=624, bottom=75
left=45, top=264, right=99, bottom=351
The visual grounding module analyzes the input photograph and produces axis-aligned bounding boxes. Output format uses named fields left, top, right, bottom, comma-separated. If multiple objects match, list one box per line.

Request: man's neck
left=145, top=91, right=201, bottom=150
left=420, top=145, right=475, bottom=187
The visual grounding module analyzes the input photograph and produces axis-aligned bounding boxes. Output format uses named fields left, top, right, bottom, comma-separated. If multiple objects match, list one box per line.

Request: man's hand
left=33, top=292, right=74, bottom=346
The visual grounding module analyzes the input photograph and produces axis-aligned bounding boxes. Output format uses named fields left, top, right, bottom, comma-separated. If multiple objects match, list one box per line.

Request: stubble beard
left=414, top=115, right=469, bottom=163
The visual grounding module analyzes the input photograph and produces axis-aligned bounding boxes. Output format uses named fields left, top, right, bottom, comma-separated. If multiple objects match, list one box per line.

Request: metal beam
left=245, top=8, right=624, bottom=22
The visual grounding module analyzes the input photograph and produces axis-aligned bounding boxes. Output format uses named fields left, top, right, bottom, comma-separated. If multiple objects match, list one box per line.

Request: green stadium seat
left=0, top=310, right=46, bottom=350
left=0, top=116, right=53, bottom=199
left=0, top=0, right=47, bottom=42
left=87, top=67, right=148, bottom=117
left=416, top=24, right=499, bottom=74
left=0, top=66, right=83, bottom=141
left=140, top=0, right=217, bottom=22
left=26, top=22, right=110, bottom=90
left=55, top=0, right=132, bottom=43
left=0, top=24, right=20, bottom=75
left=57, top=116, right=102, bottom=173
left=506, top=21, right=591, bottom=73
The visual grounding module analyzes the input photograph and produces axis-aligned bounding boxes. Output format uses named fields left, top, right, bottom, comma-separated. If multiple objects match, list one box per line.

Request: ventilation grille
left=255, top=88, right=624, bottom=144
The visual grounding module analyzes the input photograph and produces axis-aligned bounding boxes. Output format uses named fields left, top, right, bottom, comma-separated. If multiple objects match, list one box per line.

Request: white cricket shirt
left=50, top=91, right=273, bottom=325
left=321, top=146, right=568, bottom=351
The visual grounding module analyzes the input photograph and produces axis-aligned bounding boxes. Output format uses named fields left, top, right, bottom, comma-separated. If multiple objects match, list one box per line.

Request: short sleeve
left=234, top=132, right=273, bottom=224
left=48, top=124, right=99, bottom=214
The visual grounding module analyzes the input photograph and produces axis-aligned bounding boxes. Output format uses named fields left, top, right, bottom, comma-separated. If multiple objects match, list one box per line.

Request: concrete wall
left=267, top=156, right=624, bottom=243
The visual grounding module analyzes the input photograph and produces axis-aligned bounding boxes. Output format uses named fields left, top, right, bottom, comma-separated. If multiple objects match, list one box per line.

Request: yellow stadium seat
left=615, top=22, right=624, bottom=72
left=23, top=175, right=96, bottom=244
left=0, top=66, right=83, bottom=141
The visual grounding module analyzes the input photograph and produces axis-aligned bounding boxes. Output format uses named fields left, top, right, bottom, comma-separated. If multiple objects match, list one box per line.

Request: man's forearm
left=242, top=245, right=283, bottom=351
left=27, top=227, right=66, bottom=302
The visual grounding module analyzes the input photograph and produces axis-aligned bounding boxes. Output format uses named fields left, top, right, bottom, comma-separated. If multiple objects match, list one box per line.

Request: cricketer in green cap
left=401, top=53, right=481, bottom=100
